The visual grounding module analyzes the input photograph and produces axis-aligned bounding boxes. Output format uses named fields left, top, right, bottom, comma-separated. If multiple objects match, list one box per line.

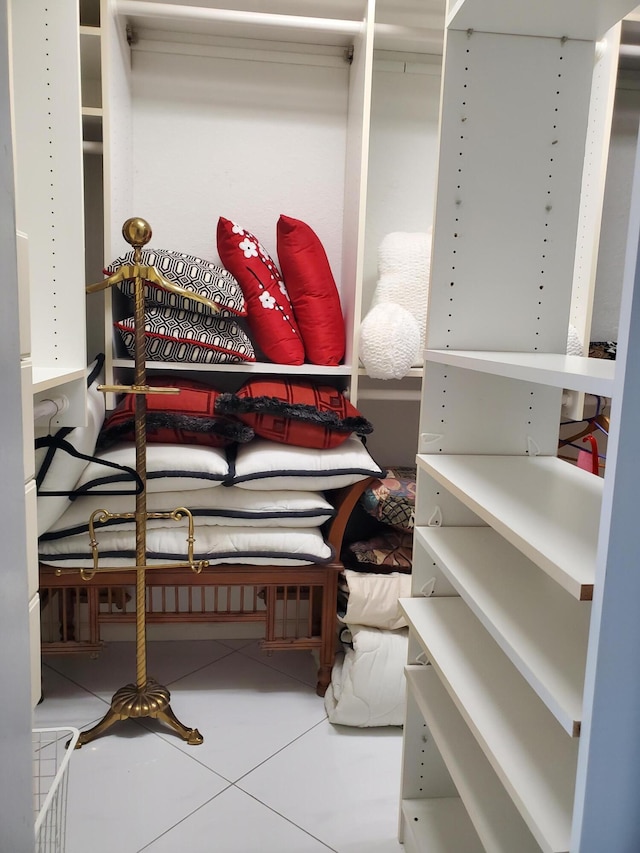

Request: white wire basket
left=33, top=727, right=79, bottom=853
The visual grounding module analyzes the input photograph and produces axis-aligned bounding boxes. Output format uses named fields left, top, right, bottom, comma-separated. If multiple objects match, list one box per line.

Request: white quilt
left=324, top=625, right=408, bottom=727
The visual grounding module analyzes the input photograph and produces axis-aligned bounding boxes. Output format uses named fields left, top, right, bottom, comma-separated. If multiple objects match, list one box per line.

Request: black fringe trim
left=98, top=412, right=254, bottom=449
left=215, top=393, right=374, bottom=435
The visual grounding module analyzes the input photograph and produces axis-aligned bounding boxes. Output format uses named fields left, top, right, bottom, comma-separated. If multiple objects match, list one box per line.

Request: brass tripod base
left=75, top=678, right=204, bottom=748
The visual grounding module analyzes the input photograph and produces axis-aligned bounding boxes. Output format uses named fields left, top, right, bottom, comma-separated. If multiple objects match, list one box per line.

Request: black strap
left=35, top=436, right=144, bottom=497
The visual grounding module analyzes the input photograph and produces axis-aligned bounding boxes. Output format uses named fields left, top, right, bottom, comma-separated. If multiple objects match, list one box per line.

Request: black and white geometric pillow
left=115, top=305, right=256, bottom=364
left=106, top=248, right=246, bottom=318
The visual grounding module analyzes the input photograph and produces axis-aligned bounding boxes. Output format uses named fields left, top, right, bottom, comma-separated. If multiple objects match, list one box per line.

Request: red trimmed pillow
left=216, top=217, right=305, bottom=365
left=99, top=377, right=254, bottom=449
left=215, top=378, right=373, bottom=449
left=277, top=214, right=345, bottom=366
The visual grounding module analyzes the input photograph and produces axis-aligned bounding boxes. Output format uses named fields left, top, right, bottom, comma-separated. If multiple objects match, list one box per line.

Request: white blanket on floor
left=324, top=625, right=407, bottom=727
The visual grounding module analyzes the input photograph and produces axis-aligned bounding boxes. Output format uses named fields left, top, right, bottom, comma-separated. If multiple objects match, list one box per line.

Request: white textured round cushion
left=359, top=303, right=421, bottom=380
left=374, top=231, right=431, bottom=353
left=566, top=323, right=584, bottom=356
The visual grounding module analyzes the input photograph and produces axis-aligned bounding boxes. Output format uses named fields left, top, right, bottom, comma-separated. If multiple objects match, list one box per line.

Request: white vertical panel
left=427, top=30, right=594, bottom=351
left=24, top=481, right=39, bottom=601
left=419, top=362, right=563, bottom=456
left=0, top=3, right=35, bottom=842
left=342, top=0, right=376, bottom=400
left=20, top=360, right=34, bottom=483
left=102, top=0, right=132, bottom=262
left=570, top=25, right=622, bottom=349
left=571, top=103, right=640, bottom=853
left=401, top=686, right=459, bottom=801
left=10, top=0, right=87, bottom=374
left=16, top=231, right=30, bottom=358
left=29, top=594, right=41, bottom=708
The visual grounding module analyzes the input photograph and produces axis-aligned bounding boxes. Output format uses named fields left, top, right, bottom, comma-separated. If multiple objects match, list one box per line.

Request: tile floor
left=34, top=639, right=405, bottom=853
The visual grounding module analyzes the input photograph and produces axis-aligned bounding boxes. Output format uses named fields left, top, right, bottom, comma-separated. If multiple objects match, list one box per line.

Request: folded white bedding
left=39, top=525, right=333, bottom=568
left=324, top=625, right=408, bottom=727
left=40, top=487, right=334, bottom=540
left=339, top=569, right=411, bottom=630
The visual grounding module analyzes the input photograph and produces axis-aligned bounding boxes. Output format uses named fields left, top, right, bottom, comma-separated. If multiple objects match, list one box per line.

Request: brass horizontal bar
left=98, top=384, right=180, bottom=395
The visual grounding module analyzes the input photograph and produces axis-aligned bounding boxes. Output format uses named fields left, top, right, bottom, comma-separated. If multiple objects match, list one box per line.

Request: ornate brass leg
left=76, top=678, right=203, bottom=748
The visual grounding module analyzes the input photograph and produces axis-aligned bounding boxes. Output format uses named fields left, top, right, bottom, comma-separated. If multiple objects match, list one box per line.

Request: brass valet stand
left=74, top=217, right=218, bottom=748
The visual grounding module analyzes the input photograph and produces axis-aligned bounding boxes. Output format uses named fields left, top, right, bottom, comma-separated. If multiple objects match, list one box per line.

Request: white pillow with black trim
left=40, top=487, right=335, bottom=541
left=39, top=525, right=333, bottom=568
left=228, top=435, right=384, bottom=491
left=72, top=443, right=229, bottom=495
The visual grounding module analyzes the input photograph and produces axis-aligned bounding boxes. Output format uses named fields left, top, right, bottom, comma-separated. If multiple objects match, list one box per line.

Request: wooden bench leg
left=315, top=563, right=340, bottom=697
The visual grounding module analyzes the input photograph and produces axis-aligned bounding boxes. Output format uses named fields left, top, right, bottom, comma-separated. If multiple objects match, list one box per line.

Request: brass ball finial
left=122, top=217, right=152, bottom=248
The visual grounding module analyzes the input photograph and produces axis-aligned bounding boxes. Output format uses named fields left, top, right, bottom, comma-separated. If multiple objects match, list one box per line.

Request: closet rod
left=117, top=1, right=361, bottom=36
left=117, top=1, right=442, bottom=46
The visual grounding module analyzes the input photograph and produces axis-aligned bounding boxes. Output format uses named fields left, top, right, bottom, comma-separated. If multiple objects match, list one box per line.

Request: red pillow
left=215, top=378, right=373, bottom=449
left=216, top=217, right=305, bottom=365
left=99, top=377, right=254, bottom=449
left=277, top=215, right=345, bottom=366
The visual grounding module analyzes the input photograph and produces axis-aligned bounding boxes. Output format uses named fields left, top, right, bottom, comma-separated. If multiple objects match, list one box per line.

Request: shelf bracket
left=427, top=506, right=443, bottom=527
left=526, top=436, right=541, bottom=456
left=419, top=578, right=437, bottom=597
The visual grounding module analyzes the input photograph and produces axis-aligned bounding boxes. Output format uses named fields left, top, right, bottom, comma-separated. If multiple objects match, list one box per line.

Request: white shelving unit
left=399, top=1, right=640, bottom=851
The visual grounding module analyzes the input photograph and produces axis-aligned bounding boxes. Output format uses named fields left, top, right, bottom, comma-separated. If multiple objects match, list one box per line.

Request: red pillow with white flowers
left=216, top=217, right=305, bottom=365
left=277, top=215, right=345, bottom=366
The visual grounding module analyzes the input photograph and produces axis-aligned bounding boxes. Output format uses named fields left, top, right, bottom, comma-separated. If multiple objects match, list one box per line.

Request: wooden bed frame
left=39, top=477, right=374, bottom=696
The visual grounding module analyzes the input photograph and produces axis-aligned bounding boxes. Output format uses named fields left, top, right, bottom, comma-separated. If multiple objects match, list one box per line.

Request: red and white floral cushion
left=277, top=214, right=345, bottom=366
left=216, top=217, right=305, bottom=365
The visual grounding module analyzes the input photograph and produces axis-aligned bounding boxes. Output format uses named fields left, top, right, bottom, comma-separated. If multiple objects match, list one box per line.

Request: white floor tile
left=34, top=665, right=111, bottom=729
left=236, top=640, right=319, bottom=687
left=40, top=641, right=405, bottom=853
left=45, top=639, right=234, bottom=701
left=140, top=785, right=334, bottom=852
left=239, top=720, right=405, bottom=853
left=62, top=728, right=229, bottom=853
left=140, top=651, right=327, bottom=781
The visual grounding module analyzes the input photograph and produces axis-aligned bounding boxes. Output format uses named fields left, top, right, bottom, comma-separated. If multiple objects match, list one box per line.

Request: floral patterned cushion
left=348, top=530, right=413, bottom=571
left=360, top=467, right=417, bottom=532
left=216, top=217, right=305, bottom=365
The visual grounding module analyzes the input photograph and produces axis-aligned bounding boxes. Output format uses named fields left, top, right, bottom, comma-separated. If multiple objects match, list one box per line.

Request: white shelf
left=423, top=350, right=615, bottom=397
left=446, top=0, right=635, bottom=41
left=401, top=597, right=579, bottom=853
left=416, top=454, right=602, bottom=600
left=415, top=526, right=590, bottom=736
left=31, top=366, right=86, bottom=394
left=112, top=358, right=353, bottom=377
left=401, top=795, right=485, bottom=853
left=405, top=666, right=541, bottom=853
